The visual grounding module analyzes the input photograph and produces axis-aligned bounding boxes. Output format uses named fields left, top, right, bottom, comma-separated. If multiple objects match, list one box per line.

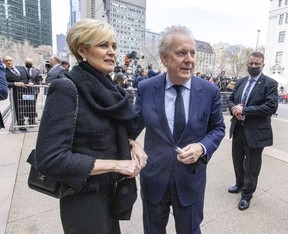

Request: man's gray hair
left=158, top=25, right=195, bottom=57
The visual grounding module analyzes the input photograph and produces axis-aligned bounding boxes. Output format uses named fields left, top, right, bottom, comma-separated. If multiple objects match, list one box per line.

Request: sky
left=51, top=0, right=271, bottom=49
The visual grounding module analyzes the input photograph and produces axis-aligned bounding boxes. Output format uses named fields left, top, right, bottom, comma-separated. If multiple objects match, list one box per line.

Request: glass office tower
left=0, top=0, right=52, bottom=46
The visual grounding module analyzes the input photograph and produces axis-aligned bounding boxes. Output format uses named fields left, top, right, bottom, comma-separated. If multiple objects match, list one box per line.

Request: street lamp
left=255, top=30, right=260, bottom=51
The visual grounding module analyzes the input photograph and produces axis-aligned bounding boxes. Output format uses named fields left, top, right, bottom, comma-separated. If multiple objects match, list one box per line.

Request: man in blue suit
left=45, top=55, right=66, bottom=85
left=132, top=26, right=225, bottom=234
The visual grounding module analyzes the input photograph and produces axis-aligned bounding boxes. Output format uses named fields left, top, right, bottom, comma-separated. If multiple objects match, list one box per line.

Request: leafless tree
left=0, top=37, right=50, bottom=72
left=142, top=41, right=163, bottom=70
left=0, top=36, right=16, bottom=57
left=224, top=45, right=253, bottom=77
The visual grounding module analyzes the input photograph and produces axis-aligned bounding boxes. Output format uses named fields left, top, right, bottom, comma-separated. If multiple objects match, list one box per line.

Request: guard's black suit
left=228, top=73, right=278, bottom=200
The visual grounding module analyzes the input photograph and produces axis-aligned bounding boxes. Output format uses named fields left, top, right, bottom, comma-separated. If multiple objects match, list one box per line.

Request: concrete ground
left=1, top=112, right=288, bottom=234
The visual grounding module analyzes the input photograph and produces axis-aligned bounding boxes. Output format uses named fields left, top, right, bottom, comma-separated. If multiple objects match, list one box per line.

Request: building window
left=279, top=0, right=282, bottom=7
left=286, top=0, right=288, bottom=5
left=275, top=52, right=283, bottom=63
left=279, top=14, right=284, bottom=24
left=286, top=14, right=288, bottom=23
left=278, top=31, right=286, bottom=42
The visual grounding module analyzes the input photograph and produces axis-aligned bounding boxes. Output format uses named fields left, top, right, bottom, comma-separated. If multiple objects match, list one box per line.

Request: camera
left=124, top=51, right=144, bottom=67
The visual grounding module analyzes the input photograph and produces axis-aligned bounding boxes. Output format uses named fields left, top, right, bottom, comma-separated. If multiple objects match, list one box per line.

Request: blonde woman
left=35, top=19, right=147, bottom=233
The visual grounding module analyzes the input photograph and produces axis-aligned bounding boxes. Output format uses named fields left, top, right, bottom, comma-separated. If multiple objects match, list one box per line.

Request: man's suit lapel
left=152, top=76, right=174, bottom=141
left=17, top=66, right=29, bottom=83
left=6, top=68, right=21, bottom=81
left=181, top=78, right=203, bottom=140
left=49, top=66, right=57, bottom=75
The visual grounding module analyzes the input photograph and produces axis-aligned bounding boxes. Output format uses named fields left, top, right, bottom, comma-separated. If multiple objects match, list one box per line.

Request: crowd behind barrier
left=6, top=85, right=231, bottom=132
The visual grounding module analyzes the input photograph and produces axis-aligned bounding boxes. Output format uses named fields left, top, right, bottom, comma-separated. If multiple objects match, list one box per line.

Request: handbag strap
left=63, top=78, right=79, bottom=149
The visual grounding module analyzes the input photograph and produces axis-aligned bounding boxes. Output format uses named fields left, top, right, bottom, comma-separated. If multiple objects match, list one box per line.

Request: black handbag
left=26, top=78, right=78, bottom=199
left=112, top=177, right=138, bottom=220
left=27, top=150, right=75, bottom=198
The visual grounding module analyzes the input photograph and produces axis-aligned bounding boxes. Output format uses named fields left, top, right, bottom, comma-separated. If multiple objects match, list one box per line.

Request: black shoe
left=19, top=127, right=27, bottom=131
left=228, top=185, right=242, bottom=194
left=238, top=199, right=250, bottom=211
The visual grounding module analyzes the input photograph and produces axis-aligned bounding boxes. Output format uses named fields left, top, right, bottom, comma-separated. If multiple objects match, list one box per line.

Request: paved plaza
left=1, top=109, right=288, bottom=233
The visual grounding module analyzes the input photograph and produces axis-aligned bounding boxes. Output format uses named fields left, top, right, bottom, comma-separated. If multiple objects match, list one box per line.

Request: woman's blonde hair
left=66, top=19, right=116, bottom=62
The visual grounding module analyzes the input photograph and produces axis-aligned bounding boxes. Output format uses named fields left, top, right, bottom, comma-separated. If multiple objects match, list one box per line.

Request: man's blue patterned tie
left=173, top=85, right=185, bottom=142
left=241, top=79, right=255, bottom=106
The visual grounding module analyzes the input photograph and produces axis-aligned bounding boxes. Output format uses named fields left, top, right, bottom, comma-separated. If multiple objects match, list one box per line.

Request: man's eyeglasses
left=247, top=62, right=262, bottom=67
left=3, top=59, right=12, bottom=62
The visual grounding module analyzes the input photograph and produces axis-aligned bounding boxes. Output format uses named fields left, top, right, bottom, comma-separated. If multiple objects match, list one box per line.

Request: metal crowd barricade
left=220, top=91, right=231, bottom=113
left=9, top=85, right=49, bottom=131
left=125, top=88, right=137, bottom=106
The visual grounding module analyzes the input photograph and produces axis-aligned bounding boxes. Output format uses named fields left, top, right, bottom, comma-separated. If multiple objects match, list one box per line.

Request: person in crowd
left=114, top=61, right=122, bottom=74
left=226, top=80, right=236, bottom=91
left=204, top=75, right=210, bottom=81
left=25, top=58, right=43, bottom=85
left=147, top=64, right=160, bottom=78
left=3, top=55, right=33, bottom=131
left=45, top=55, right=66, bottom=85
left=121, top=65, right=128, bottom=76
left=209, top=77, right=220, bottom=87
left=134, top=64, right=142, bottom=77
left=0, top=59, right=8, bottom=128
left=126, top=66, right=133, bottom=77
left=131, top=25, right=225, bottom=234
left=196, top=71, right=202, bottom=77
left=45, top=61, right=51, bottom=72
left=61, top=60, right=70, bottom=71
left=227, top=51, right=278, bottom=211
left=114, top=72, right=128, bottom=88
left=123, top=66, right=134, bottom=87
left=34, top=19, right=148, bottom=233
left=24, top=58, right=42, bottom=125
left=133, top=67, right=147, bottom=88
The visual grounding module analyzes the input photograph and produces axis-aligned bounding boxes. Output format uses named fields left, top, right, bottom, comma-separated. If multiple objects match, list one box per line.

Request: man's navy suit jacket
left=133, top=74, right=225, bottom=206
left=5, top=66, right=30, bottom=88
left=45, top=65, right=66, bottom=84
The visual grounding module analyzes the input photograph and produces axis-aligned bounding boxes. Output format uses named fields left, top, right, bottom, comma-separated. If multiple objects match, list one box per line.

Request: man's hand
left=14, top=82, right=26, bottom=87
left=231, top=104, right=245, bottom=121
left=177, top=143, right=204, bottom=164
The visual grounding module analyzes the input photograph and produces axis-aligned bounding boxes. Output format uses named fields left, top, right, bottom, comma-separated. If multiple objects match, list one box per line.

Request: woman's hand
left=91, top=159, right=141, bottom=177
left=129, top=139, right=148, bottom=169
left=115, top=160, right=141, bottom=177
left=90, top=140, right=148, bottom=177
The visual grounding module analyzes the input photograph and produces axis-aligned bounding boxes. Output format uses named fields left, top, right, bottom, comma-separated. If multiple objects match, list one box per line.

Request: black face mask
left=25, top=63, right=33, bottom=68
left=247, top=66, right=261, bottom=77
